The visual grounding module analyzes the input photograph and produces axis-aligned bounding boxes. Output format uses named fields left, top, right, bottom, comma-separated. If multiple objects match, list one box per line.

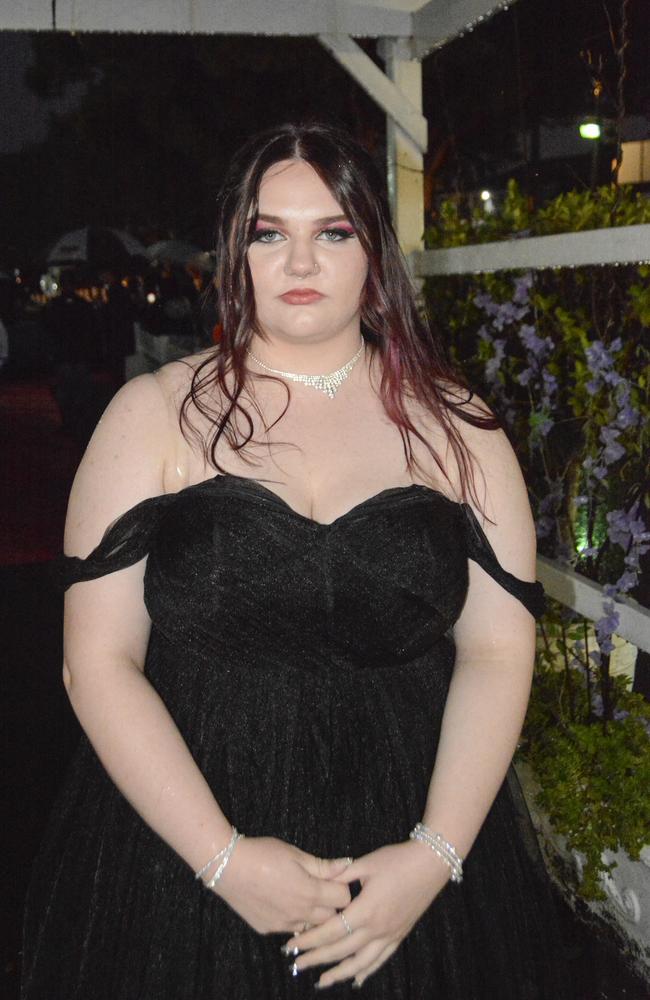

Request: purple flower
left=485, top=339, right=506, bottom=383
left=599, top=426, right=625, bottom=465
left=493, top=300, right=527, bottom=330
left=573, top=495, right=589, bottom=507
left=589, top=649, right=602, bottom=667
left=474, top=292, right=495, bottom=312
left=616, top=404, right=638, bottom=429
left=595, top=601, right=620, bottom=651
left=540, top=483, right=563, bottom=514
left=519, top=324, right=552, bottom=358
left=607, top=503, right=650, bottom=550
left=580, top=546, right=600, bottom=558
left=615, top=570, right=637, bottom=593
left=513, top=272, right=533, bottom=305
left=591, top=692, right=604, bottom=716
left=585, top=340, right=614, bottom=375
left=592, top=466, right=608, bottom=482
left=542, top=371, right=558, bottom=394
left=586, top=378, right=601, bottom=396
left=535, top=515, right=554, bottom=539
left=604, top=370, right=624, bottom=388
left=519, top=367, right=535, bottom=386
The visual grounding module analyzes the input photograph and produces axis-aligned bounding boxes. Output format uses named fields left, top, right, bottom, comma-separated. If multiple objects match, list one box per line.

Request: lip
left=280, top=288, right=324, bottom=305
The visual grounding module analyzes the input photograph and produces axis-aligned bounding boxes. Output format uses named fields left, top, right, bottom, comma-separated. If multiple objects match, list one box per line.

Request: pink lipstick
left=280, top=288, right=324, bottom=305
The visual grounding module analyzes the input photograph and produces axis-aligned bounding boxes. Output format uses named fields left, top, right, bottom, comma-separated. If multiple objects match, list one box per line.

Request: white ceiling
left=1, top=1, right=514, bottom=54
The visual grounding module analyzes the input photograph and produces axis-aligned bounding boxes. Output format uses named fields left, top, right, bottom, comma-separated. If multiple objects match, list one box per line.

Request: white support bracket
left=318, top=33, right=428, bottom=155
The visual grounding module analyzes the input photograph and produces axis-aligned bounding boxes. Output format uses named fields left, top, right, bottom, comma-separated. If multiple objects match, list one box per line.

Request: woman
left=23, top=122, right=568, bottom=998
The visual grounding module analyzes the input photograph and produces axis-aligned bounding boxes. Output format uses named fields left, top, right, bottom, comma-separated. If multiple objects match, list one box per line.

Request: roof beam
left=410, top=225, right=650, bottom=276
left=411, top=0, right=518, bottom=58
left=319, top=34, right=428, bottom=153
left=1, top=0, right=412, bottom=37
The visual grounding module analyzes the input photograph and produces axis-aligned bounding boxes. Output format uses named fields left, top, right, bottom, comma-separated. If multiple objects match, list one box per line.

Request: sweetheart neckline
left=205, top=472, right=464, bottom=528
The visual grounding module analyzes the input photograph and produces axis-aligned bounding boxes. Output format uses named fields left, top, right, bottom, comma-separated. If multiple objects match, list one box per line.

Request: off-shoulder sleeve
left=50, top=493, right=178, bottom=592
left=461, top=503, right=546, bottom=619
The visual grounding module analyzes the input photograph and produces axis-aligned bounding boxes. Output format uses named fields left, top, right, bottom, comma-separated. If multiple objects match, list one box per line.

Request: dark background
left=1, top=0, right=649, bottom=264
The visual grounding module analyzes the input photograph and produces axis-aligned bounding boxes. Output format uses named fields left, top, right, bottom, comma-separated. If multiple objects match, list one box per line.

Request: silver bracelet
left=194, top=826, right=244, bottom=887
left=411, top=825, right=463, bottom=882
left=206, top=827, right=244, bottom=889
left=195, top=843, right=230, bottom=881
left=409, top=822, right=464, bottom=884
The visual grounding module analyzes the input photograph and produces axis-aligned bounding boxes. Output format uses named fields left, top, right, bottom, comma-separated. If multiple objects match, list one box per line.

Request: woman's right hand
left=213, top=836, right=353, bottom=935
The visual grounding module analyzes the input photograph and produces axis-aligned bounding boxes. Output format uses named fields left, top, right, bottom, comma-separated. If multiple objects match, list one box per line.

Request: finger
left=314, top=940, right=385, bottom=990
left=292, top=929, right=368, bottom=973
left=350, top=941, right=398, bottom=988
left=331, top=859, right=364, bottom=883
left=308, top=906, right=341, bottom=927
left=310, top=878, right=352, bottom=913
left=282, top=908, right=353, bottom=956
left=299, top=855, right=354, bottom=880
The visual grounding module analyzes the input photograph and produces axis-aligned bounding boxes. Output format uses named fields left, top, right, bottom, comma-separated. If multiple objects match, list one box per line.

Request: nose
left=283, top=238, right=319, bottom=278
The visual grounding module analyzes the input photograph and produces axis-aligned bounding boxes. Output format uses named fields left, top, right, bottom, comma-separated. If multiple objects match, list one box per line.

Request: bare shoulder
left=150, top=346, right=217, bottom=408
left=64, top=373, right=178, bottom=557
left=439, top=390, right=537, bottom=580
left=63, top=350, right=219, bottom=563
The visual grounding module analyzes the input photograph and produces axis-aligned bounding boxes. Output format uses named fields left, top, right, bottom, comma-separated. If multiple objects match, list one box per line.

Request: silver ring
left=339, top=912, right=353, bottom=936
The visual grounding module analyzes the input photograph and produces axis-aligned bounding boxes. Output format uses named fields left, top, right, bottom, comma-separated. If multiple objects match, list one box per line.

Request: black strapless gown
left=22, top=474, right=569, bottom=999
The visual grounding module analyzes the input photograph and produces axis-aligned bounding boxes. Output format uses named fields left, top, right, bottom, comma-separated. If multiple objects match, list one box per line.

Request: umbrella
left=145, top=240, right=204, bottom=266
left=47, top=227, right=146, bottom=267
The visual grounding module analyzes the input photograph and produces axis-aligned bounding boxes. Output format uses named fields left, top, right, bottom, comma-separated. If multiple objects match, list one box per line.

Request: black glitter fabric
left=22, top=474, right=569, bottom=999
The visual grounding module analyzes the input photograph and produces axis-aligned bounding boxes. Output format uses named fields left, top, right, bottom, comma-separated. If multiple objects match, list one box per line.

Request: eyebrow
left=255, top=213, right=351, bottom=226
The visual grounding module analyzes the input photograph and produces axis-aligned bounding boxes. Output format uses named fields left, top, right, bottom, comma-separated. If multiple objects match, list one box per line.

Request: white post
left=379, top=39, right=426, bottom=257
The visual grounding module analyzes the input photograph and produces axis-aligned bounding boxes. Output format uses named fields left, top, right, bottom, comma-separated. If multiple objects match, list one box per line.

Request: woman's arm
left=61, top=370, right=351, bottom=931
left=62, top=372, right=235, bottom=873
left=420, top=422, right=536, bottom=856
left=286, top=418, right=538, bottom=988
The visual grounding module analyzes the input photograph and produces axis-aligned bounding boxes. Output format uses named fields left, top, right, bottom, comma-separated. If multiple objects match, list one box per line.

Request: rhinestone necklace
left=246, top=338, right=365, bottom=400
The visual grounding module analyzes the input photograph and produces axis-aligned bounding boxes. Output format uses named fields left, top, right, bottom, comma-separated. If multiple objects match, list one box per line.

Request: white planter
left=514, top=760, right=650, bottom=984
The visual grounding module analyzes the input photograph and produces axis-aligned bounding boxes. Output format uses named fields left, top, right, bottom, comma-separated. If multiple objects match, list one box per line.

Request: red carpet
left=0, top=375, right=83, bottom=565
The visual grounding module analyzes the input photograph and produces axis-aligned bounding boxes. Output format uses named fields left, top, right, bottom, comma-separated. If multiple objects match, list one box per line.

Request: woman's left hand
left=281, top=840, right=451, bottom=989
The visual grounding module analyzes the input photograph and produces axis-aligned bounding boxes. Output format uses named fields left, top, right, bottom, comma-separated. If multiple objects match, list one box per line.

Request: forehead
left=257, top=159, right=342, bottom=217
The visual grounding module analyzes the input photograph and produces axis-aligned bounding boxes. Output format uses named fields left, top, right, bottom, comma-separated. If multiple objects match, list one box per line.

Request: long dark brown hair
left=180, top=121, right=498, bottom=506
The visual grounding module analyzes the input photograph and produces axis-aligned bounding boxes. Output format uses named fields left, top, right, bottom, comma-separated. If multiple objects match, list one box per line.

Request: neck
left=247, top=332, right=364, bottom=375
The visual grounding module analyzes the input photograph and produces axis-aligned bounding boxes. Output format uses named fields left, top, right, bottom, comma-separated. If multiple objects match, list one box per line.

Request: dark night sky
left=0, top=0, right=648, bottom=262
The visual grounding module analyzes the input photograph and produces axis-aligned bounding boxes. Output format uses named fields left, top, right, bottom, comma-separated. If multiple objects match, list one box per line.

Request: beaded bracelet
left=409, top=822, right=464, bottom=884
left=194, top=826, right=245, bottom=888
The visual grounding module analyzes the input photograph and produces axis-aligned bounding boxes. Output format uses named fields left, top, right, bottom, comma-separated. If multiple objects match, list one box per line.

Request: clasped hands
left=216, top=836, right=450, bottom=990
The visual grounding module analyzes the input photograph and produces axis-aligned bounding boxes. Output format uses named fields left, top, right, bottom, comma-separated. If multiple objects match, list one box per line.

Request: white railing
left=537, top=557, right=650, bottom=654
left=410, top=223, right=650, bottom=276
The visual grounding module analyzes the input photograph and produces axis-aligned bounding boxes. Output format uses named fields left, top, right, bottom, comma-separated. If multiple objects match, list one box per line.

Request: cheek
left=338, top=254, right=368, bottom=302
left=248, top=254, right=276, bottom=303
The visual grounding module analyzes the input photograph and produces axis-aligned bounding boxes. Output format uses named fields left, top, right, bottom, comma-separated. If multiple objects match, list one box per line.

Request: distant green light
left=579, top=122, right=601, bottom=140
